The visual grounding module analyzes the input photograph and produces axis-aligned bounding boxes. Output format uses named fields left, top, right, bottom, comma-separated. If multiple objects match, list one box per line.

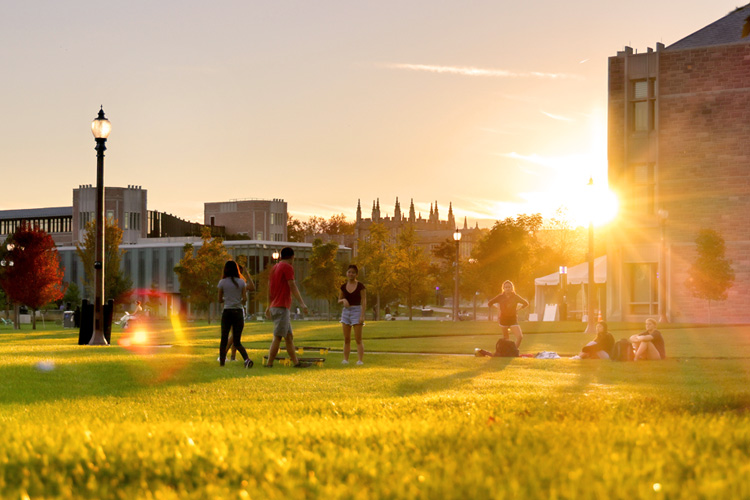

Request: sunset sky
left=0, top=1, right=742, bottom=227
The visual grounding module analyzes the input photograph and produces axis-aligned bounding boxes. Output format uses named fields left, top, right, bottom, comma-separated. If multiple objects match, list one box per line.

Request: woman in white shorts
left=338, top=265, right=367, bottom=365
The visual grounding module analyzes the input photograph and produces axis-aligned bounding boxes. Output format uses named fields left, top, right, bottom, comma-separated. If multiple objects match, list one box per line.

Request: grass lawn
left=1, top=319, right=750, bottom=499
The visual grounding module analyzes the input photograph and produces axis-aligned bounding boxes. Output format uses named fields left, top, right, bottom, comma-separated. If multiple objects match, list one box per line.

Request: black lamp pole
left=89, top=106, right=111, bottom=345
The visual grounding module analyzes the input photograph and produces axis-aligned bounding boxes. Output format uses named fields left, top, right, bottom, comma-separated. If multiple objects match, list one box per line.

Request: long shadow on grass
left=392, top=358, right=509, bottom=396
left=0, top=347, right=261, bottom=406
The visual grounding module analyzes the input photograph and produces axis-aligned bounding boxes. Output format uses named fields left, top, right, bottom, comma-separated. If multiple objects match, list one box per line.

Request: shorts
left=270, top=307, right=293, bottom=338
left=499, top=317, right=519, bottom=328
left=340, top=305, right=364, bottom=326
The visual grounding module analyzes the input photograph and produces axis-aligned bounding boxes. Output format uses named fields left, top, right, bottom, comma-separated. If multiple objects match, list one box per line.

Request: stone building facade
left=606, top=5, right=750, bottom=323
left=204, top=199, right=287, bottom=241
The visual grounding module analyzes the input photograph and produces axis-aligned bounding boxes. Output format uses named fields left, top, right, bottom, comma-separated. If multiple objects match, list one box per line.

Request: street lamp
left=453, top=229, right=462, bottom=322
left=474, top=291, right=479, bottom=321
left=90, top=106, right=111, bottom=346
left=584, top=177, right=596, bottom=334
left=272, top=250, right=280, bottom=261
left=658, top=209, right=669, bottom=323
left=559, top=266, right=568, bottom=321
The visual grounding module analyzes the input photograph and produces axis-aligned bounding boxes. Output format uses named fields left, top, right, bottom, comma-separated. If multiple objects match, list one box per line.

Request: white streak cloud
left=385, top=63, right=582, bottom=80
left=540, top=110, right=574, bottom=122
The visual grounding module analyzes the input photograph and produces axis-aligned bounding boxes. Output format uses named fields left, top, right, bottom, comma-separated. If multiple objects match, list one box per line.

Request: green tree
left=471, top=214, right=544, bottom=300
left=62, top=282, right=81, bottom=309
left=287, top=214, right=305, bottom=242
left=389, top=226, right=432, bottom=320
left=303, top=239, right=341, bottom=319
left=686, top=229, right=735, bottom=323
left=174, top=227, right=231, bottom=324
left=430, top=238, right=460, bottom=303
left=0, top=224, right=66, bottom=330
left=76, top=219, right=132, bottom=304
left=356, top=222, right=396, bottom=319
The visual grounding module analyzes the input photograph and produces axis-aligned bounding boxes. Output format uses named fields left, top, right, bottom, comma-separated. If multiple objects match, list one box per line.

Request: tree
left=539, top=207, right=588, bottom=268
left=356, top=222, right=395, bottom=319
left=302, top=239, right=341, bottom=319
left=430, top=238, right=459, bottom=303
left=287, top=214, right=306, bottom=242
left=174, top=227, right=231, bottom=323
left=471, top=214, right=544, bottom=299
left=322, top=214, right=354, bottom=235
left=0, top=224, right=66, bottom=330
left=389, top=226, right=432, bottom=320
left=62, top=282, right=81, bottom=309
left=76, top=219, right=132, bottom=304
left=686, top=229, right=735, bottom=323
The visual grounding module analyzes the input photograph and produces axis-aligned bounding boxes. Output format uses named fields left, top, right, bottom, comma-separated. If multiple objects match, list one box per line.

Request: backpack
left=611, top=339, right=634, bottom=361
left=494, top=339, right=520, bottom=357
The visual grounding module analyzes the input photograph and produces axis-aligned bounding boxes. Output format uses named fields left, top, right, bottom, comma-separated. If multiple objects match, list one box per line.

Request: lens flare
left=115, top=289, right=194, bottom=384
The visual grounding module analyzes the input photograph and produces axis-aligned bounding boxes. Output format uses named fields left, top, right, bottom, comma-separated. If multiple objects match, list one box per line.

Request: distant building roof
left=667, top=4, right=750, bottom=50
left=0, top=206, right=73, bottom=219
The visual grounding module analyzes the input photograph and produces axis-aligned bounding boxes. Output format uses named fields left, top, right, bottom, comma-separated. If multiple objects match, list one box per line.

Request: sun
left=567, top=184, right=619, bottom=228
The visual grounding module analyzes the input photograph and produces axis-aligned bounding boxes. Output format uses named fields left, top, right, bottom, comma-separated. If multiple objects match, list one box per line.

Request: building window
left=256, top=231, right=264, bottom=240
left=627, top=263, right=658, bottom=315
left=631, top=79, right=655, bottom=132
left=273, top=233, right=283, bottom=241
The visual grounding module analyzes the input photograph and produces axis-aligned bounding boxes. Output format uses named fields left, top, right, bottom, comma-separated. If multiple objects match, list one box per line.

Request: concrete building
left=73, top=185, right=148, bottom=244
left=0, top=207, right=74, bottom=246
left=204, top=199, right=287, bottom=241
left=606, top=5, right=750, bottom=323
left=354, top=198, right=483, bottom=261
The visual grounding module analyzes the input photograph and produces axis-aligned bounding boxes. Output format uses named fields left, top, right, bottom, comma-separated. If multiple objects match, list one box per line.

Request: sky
left=0, top=1, right=744, bottom=227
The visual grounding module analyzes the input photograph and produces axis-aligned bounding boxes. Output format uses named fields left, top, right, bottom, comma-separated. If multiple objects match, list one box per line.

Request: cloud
left=385, top=63, right=582, bottom=80
left=540, top=110, right=574, bottom=122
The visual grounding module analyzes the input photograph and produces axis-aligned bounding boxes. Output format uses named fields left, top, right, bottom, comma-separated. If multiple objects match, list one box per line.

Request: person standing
left=487, top=280, right=529, bottom=348
left=629, top=318, right=666, bottom=360
left=265, top=247, right=308, bottom=367
left=338, top=264, right=367, bottom=365
left=218, top=260, right=254, bottom=368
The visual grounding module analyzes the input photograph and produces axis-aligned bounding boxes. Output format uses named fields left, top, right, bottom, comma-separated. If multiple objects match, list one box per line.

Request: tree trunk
left=407, top=294, right=413, bottom=321
left=14, top=304, right=20, bottom=330
left=375, top=292, right=380, bottom=321
left=708, top=300, right=712, bottom=324
left=32, top=309, right=37, bottom=330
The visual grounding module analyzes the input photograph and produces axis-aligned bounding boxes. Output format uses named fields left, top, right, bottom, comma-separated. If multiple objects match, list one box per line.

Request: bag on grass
left=611, top=339, right=635, bottom=361
left=494, top=339, right=519, bottom=357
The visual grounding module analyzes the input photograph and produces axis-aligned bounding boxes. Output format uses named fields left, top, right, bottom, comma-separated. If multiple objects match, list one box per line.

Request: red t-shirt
left=269, top=261, right=295, bottom=309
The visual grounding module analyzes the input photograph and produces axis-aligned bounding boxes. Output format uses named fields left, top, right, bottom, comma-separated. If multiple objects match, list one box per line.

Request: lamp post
left=585, top=177, right=597, bottom=334
left=559, top=266, right=568, bottom=321
left=658, top=209, right=669, bottom=323
left=1, top=244, right=17, bottom=329
left=453, top=229, right=462, bottom=321
left=272, top=250, right=280, bottom=261
left=474, top=291, right=479, bottom=321
left=89, top=106, right=111, bottom=346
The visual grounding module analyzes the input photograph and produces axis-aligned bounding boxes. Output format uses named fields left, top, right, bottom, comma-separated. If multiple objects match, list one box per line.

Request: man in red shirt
left=265, top=247, right=309, bottom=367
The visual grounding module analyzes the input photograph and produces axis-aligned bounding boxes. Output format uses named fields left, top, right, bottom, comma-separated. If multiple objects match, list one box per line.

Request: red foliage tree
left=0, top=224, right=66, bottom=329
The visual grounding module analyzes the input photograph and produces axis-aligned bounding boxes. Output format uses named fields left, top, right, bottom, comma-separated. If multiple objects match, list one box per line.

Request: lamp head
left=91, top=106, right=112, bottom=139
left=453, top=229, right=462, bottom=241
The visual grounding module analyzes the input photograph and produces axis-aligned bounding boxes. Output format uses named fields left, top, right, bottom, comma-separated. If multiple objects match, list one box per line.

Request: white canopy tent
left=533, top=256, right=607, bottom=321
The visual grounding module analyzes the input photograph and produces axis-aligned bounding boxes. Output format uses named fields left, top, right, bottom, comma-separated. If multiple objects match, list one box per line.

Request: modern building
left=73, top=185, right=148, bottom=244
left=204, top=199, right=287, bottom=242
left=606, top=5, right=750, bottom=323
left=0, top=207, right=74, bottom=246
left=57, top=239, right=351, bottom=317
left=354, top=198, right=483, bottom=261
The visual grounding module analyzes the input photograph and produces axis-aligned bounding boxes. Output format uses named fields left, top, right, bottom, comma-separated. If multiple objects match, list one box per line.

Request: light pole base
left=88, top=330, right=109, bottom=346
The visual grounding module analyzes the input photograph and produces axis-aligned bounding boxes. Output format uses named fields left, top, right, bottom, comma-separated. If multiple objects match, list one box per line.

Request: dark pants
left=220, top=309, right=248, bottom=365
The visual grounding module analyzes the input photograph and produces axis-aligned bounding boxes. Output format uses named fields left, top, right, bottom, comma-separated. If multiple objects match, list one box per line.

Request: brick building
left=73, top=185, right=148, bottom=244
left=606, top=5, right=750, bottom=323
left=204, top=199, right=287, bottom=241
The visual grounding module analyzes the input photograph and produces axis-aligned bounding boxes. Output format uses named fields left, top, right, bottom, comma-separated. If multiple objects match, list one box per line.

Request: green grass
left=1, top=320, right=750, bottom=499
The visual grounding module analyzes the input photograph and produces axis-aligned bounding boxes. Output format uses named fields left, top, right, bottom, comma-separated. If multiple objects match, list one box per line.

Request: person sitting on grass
left=629, top=318, right=666, bottom=360
left=571, top=321, right=615, bottom=359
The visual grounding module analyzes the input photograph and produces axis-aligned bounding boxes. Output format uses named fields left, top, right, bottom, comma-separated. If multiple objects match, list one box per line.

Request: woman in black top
left=487, top=280, right=529, bottom=348
left=629, top=318, right=666, bottom=360
left=337, top=265, right=367, bottom=365
left=573, top=321, right=615, bottom=359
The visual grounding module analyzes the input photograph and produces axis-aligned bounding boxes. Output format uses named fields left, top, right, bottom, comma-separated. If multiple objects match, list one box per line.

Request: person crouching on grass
left=487, top=280, right=529, bottom=349
left=572, top=321, right=615, bottom=359
left=338, top=264, right=366, bottom=365
left=629, top=318, right=666, bottom=360
left=218, top=260, right=254, bottom=368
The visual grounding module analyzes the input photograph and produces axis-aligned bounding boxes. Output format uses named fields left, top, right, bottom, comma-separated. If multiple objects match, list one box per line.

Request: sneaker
left=293, top=361, right=311, bottom=368
left=570, top=355, right=581, bottom=360
left=356, top=360, right=364, bottom=366
left=230, top=358, right=238, bottom=362
left=244, top=359, right=254, bottom=368
left=341, top=360, right=349, bottom=365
